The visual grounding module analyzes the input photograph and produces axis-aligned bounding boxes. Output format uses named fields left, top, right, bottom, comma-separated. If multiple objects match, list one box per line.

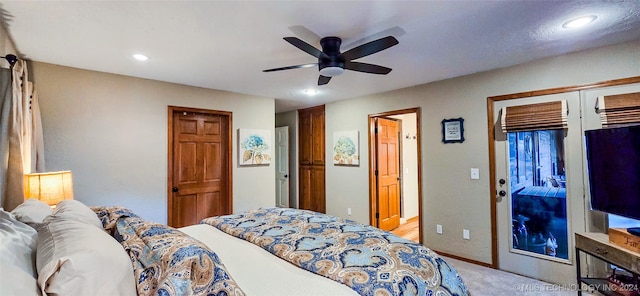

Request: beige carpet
left=443, top=256, right=596, bottom=296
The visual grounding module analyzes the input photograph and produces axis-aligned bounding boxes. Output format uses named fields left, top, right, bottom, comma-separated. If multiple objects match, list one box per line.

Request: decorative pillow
left=11, top=198, right=52, bottom=227
left=0, top=208, right=38, bottom=277
left=36, top=218, right=137, bottom=296
left=44, top=200, right=102, bottom=228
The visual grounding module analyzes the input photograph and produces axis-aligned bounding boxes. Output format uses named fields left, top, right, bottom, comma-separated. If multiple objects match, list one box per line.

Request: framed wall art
left=441, top=118, right=465, bottom=143
left=238, top=129, right=271, bottom=165
left=333, top=130, right=359, bottom=166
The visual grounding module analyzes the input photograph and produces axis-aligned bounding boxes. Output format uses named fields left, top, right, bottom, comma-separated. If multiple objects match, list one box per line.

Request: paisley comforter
left=92, top=206, right=245, bottom=296
left=201, top=207, right=469, bottom=296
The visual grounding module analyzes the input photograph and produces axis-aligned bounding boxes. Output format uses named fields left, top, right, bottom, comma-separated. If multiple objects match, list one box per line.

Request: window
left=509, top=130, right=568, bottom=259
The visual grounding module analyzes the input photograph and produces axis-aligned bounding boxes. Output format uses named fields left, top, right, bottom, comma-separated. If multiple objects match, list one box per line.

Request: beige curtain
left=30, top=82, right=46, bottom=171
left=0, top=60, right=45, bottom=210
left=0, top=68, right=11, bottom=207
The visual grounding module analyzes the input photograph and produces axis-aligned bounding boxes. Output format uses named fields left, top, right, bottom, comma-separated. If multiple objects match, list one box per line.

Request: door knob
left=498, top=190, right=507, bottom=197
left=284, top=174, right=288, bottom=178
left=172, top=187, right=179, bottom=193
left=499, top=179, right=506, bottom=186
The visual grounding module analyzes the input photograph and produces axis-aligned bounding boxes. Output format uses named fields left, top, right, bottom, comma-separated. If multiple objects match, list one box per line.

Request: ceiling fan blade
left=342, top=36, right=398, bottom=61
left=288, top=25, right=321, bottom=46
left=342, top=26, right=406, bottom=50
left=318, top=75, right=331, bottom=85
left=284, top=37, right=328, bottom=59
left=344, top=61, right=392, bottom=74
left=263, top=63, right=317, bottom=72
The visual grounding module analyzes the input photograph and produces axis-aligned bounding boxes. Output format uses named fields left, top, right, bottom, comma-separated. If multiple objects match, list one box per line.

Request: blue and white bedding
left=201, top=207, right=469, bottom=296
left=181, top=223, right=361, bottom=296
left=92, top=206, right=245, bottom=296
left=3, top=200, right=469, bottom=296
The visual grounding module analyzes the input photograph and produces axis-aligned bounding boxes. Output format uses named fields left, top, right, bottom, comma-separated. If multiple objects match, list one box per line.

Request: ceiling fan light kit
left=264, top=34, right=399, bottom=86
left=319, top=66, right=344, bottom=77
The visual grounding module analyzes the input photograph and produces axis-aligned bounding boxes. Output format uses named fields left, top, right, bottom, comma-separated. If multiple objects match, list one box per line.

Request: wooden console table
left=575, top=232, right=640, bottom=295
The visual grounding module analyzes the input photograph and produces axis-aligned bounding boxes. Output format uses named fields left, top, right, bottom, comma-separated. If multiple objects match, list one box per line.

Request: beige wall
left=31, top=62, right=276, bottom=224
left=323, top=40, right=640, bottom=264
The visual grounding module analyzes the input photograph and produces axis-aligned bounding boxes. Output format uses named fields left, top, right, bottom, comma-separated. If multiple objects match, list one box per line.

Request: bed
left=1, top=199, right=469, bottom=296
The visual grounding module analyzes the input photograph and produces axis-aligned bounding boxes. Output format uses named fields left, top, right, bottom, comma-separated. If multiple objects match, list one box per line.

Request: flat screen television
left=585, top=125, right=640, bottom=237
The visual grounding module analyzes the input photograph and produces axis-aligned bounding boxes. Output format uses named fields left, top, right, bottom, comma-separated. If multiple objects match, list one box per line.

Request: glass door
left=494, top=92, right=586, bottom=285
left=508, top=130, right=568, bottom=260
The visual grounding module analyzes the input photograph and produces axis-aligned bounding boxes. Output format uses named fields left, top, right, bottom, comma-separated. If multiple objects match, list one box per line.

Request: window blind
left=500, top=100, right=568, bottom=133
left=596, top=92, right=640, bottom=127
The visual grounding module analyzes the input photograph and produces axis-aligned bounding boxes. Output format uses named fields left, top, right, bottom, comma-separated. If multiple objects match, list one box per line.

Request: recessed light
left=562, top=15, right=597, bottom=29
left=132, top=54, right=148, bottom=61
left=304, top=89, right=319, bottom=96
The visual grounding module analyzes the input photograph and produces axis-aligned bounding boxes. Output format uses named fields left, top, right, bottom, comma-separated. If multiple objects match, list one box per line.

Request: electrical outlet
left=347, top=208, right=351, bottom=215
left=463, top=229, right=470, bottom=240
left=470, top=168, right=480, bottom=180
left=436, top=224, right=443, bottom=234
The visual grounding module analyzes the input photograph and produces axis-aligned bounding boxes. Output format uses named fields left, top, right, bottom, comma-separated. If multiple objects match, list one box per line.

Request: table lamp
left=24, top=171, right=74, bottom=207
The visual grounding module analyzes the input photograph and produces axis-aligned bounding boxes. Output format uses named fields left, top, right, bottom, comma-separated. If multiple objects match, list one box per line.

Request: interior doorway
left=368, top=108, right=422, bottom=243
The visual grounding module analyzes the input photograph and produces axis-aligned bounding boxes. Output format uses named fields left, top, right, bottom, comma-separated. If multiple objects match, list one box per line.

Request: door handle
left=284, top=174, right=288, bottom=178
left=496, top=188, right=507, bottom=202
left=172, top=187, right=179, bottom=193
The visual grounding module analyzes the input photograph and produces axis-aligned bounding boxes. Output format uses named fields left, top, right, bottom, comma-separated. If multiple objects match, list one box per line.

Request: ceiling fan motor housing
left=319, top=37, right=345, bottom=76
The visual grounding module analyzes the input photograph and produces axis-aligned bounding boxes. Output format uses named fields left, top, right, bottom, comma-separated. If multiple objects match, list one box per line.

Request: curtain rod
left=1, top=54, right=18, bottom=67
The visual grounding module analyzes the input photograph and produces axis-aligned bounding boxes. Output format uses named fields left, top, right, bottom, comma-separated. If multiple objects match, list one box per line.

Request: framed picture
left=238, top=129, right=271, bottom=165
left=333, top=130, right=359, bottom=166
left=442, top=118, right=464, bottom=143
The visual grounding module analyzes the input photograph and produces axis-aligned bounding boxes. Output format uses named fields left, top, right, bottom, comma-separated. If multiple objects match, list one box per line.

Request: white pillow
left=0, top=261, right=42, bottom=296
left=0, top=208, right=38, bottom=277
left=11, top=198, right=53, bottom=227
left=36, top=218, right=137, bottom=296
left=45, top=200, right=102, bottom=229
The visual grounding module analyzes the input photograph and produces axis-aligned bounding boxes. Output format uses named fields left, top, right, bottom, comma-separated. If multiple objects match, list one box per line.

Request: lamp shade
left=24, top=171, right=74, bottom=206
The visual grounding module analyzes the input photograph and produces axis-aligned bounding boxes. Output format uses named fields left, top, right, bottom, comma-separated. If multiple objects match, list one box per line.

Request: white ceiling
left=2, top=1, right=639, bottom=112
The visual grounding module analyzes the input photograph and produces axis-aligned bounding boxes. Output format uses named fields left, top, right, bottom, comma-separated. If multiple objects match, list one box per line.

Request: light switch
left=463, top=229, right=470, bottom=240
left=436, top=224, right=443, bottom=234
left=470, top=168, right=480, bottom=180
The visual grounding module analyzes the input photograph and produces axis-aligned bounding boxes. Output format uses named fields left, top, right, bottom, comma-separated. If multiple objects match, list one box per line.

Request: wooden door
left=299, top=166, right=325, bottom=213
left=168, top=107, right=232, bottom=228
left=376, top=117, right=401, bottom=231
left=310, top=110, right=325, bottom=165
left=298, top=105, right=325, bottom=213
left=299, top=112, right=312, bottom=165
left=299, top=166, right=311, bottom=210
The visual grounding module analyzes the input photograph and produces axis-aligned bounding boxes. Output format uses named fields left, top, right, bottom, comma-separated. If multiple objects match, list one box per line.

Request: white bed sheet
left=180, top=224, right=359, bottom=296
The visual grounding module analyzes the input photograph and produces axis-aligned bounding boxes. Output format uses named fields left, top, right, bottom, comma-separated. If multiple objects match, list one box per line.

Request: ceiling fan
left=263, top=35, right=399, bottom=86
